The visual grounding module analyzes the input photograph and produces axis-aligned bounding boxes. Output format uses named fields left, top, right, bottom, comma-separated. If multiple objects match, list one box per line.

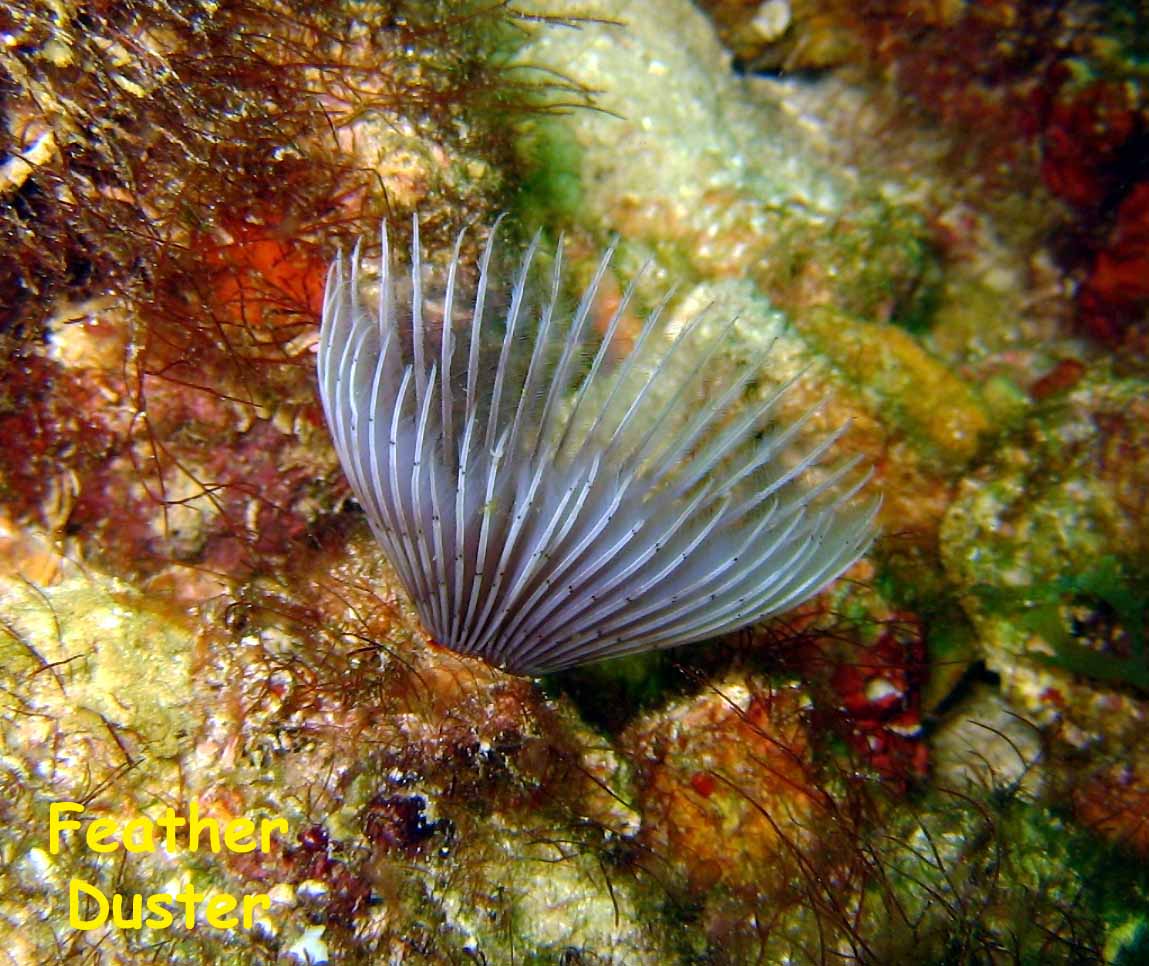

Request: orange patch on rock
left=626, top=680, right=822, bottom=893
left=203, top=217, right=327, bottom=328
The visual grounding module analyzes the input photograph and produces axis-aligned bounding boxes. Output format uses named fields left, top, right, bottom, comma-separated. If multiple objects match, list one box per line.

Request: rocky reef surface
left=1, top=0, right=1147, bottom=962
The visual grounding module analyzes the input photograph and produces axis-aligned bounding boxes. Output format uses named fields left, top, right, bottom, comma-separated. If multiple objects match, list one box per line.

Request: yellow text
left=49, top=801, right=287, bottom=856
left=68, top=877, right=271, bottom=931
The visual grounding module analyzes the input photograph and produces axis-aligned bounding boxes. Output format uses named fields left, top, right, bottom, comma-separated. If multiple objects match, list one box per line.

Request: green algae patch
left=796, top=307, right=992, bottom=469
left=971, top=555, right=1149, bottom=697
left=542, top=650, right=684, bottom=731
left=515, top=116, right=586, bottom=226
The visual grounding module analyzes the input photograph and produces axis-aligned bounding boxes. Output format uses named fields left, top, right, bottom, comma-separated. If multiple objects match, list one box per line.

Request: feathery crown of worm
left=316, top=217, right=878, bottom=675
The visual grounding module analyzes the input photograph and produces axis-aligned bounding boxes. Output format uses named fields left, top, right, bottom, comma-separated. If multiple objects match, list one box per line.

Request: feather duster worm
left=317, top=218, right=878, bottom=675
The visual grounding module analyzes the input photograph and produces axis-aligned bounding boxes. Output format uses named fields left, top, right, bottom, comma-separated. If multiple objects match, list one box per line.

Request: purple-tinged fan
left=317, top=218, right=878, bottom=675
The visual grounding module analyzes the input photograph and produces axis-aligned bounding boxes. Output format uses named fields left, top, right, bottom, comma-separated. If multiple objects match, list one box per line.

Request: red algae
left=1030, top=357, right=1087, bottom=400
left=0, top=352, right=119, bottom=527
left=1038, top=74, right=1139, bottom=211
left=1080, top=182, right=1149, bottom=345
left=829, top=614, right=930, bottom=788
